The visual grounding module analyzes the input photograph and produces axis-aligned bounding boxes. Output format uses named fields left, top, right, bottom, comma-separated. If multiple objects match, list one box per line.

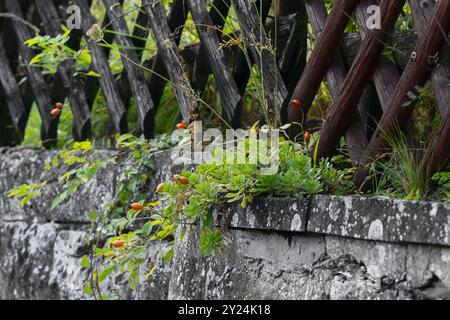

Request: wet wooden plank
left=288, top=0, right=360, bottom=125
left=104, top=0, right=155, bottom=138
left=187, top=0, right=242, bottom=125
left=191, top=0, right=231, bottom=94
left=355, top=0, right=401, bottom=110
left=148, top=0, right=189, bottom=108
left=316, top=0, right=406, bottom=160
left=0, top=86, right=18, bottom=146
left=278, top=11, right=308, bottom=99
left=143, top=0, right=196, bottom=121
left=34, top=0, right=92, bottom=141
left=84, top=1, right=121, bottom=108
left=117, top=4, right=151, bottom=110
left=132, top=6, right=150, bottom=57
left=232, top=0, right=272, bottom=97
left=233, top=0, right=288, bottom=124
left=0, top=33, right=28, bottom=141
left=409, top=0, right=450, bottom=114
left=303, top=0, right=368, bottom=164
left=353, top=0, right=450, bottom=187
left=4, top=0, right=58, bottom=147
left=75, top=0, right=128, bottom=135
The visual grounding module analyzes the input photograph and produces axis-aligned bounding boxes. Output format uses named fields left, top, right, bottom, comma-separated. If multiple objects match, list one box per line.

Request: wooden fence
left=287, top=0, right=450, bottom=187
left=0, top=0, right=303, bottom=147
left=0, top=0, right=449, bottom=187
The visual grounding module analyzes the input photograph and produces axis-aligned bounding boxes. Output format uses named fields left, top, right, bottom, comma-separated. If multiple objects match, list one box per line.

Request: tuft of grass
left=370, top=128, right=426, bottom=201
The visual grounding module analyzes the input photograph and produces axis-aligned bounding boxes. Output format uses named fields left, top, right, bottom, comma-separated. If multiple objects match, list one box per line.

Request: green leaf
left=179, top=227, right=187, bottom=242
left=50, top=191, right=68, bottom=210
left=20, top=194, right=34, bottom=208
left=129, top=270, right=139, bottom=290
left=52, top=155, right=59, bottom=168
left=86, top=71, right=100, bottom=77
left=29, top=55, right=42, bottom=65
left=81, top=255, right=89, bottom=268
left=99, top=265, right=115, bottom=283
left=199, top=228, right=224, bottom=256
left=163, top=248, right=174, bottom=264
left=142, top=221, right=153, bottom=237
left=146, top=265, right=158, bottom=279
left=83, top=283, right=93, bottom=295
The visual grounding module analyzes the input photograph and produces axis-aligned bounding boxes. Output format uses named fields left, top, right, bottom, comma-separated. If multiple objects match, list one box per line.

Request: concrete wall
left=0, top=148, right=449, bottom=300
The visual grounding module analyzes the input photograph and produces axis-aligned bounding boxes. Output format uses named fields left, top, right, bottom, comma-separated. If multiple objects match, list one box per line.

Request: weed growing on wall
left=8, top=125, right=449, bottom=298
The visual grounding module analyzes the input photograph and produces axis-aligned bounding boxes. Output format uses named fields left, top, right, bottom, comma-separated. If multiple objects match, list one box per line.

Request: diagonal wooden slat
left=191, top=0, right=231, bottom=95
left=233, top=0, right=288, bottom=125
left=116, top=3, right=151, bottom=111
left=316, top=0, right=406, bottom=160
left=131, top=6, right=150, bottom=58
left=187, top=0, right=242, bottom=125
left=408, top=0, right=450, bottom=179
left=34, top=0, right=92, bottom=141
left=304, top=0, right=368, bottom=164
left=232, top=0, right=272, bottom=96
left=420, top=116, right=450, bottom=179
left=84, top=0, right=122, bottom=108
left=277, top=8, right=308, bottom=100
left=103, top=0, right=155, bottom=138
left=288, top=0, right=360, bottom=126
left=4, top=0, right=58, bottom=147
left=148, top=0, right=189, bottom=108
left=353, top=0, right=450, bottom=187
left=355, top=0, right=401, bottom=110
left=75, top=0, right=128, bottom=135
left=0, top=32, right=28, bottom=141
left=143, top=0, right=196, bottom=121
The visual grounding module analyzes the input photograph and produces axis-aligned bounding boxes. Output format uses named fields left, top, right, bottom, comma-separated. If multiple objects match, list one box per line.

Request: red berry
left=130, top=203, right=144, bottom=211
left=56, top=102, right=64, bottom=109
left=291, top=99, right=301, bottom=108
left=304, top=131, right=311, bottom=143
left=176, top=122, right=187, bottom=129
left=50, top=108, right=61, bottom=117
left=178, top=177, right=189, bottom=185
left=111, top=240, right=124, bottom=248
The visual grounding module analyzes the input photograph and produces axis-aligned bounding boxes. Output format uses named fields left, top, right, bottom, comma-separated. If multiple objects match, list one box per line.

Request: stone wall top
left=1, top=147, right=449, bottom=247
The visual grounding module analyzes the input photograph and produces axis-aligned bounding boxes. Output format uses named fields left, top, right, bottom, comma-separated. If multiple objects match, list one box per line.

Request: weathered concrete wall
left=0, top=147, right=449, bottom=300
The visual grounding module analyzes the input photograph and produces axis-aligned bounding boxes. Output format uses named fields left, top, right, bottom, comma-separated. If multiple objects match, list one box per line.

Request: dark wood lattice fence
left=0, top=0, right=449, bottom=186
